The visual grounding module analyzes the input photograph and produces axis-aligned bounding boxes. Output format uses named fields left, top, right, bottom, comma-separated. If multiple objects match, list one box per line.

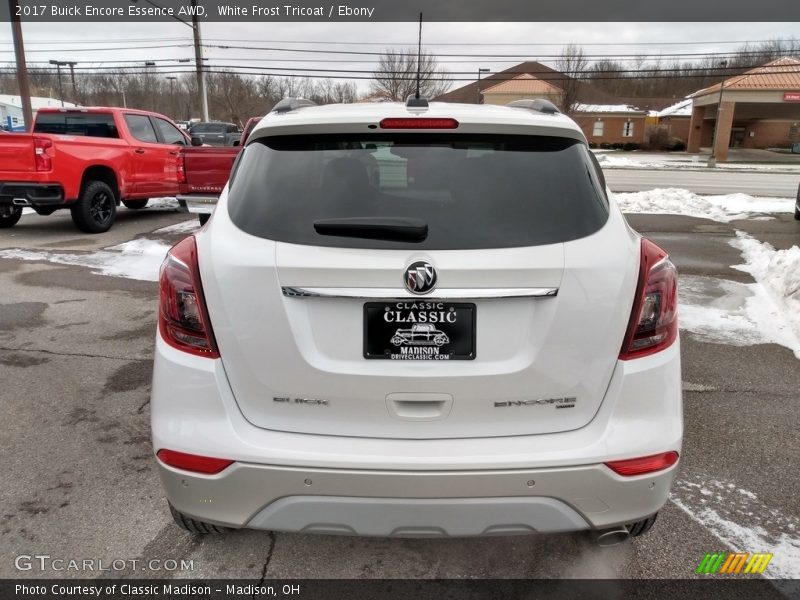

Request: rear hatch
left=200, top=132, right=639, bottom=439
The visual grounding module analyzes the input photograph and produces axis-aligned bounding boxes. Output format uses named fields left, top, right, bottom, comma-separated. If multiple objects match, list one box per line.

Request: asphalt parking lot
left=0, top=197, right=798, bottom=588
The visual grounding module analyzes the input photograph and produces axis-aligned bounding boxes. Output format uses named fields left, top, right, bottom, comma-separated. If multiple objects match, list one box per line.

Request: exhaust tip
left=594, top=527, right=631, bottom=547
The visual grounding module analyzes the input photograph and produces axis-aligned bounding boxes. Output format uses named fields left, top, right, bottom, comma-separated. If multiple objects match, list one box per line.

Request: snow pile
left=0, top=238, right=171, bottom=282
left=678, top=275, right=800, bottom=356
left=731, top=232, right=800, bottom=345
left=596, top=154, right=670, bottom=169
left=615, top=188, right=792, bottom=222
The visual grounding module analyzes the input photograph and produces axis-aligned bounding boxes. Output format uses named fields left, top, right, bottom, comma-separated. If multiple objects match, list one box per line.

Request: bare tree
left=555, top=43, right=588, bottom=114
left=370, top=49, right=451, bottom=101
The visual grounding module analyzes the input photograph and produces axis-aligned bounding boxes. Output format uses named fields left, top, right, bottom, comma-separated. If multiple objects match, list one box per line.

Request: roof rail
left=271, top=97, right=317, bottom=114
left=507, top=99, right=561, bottom=115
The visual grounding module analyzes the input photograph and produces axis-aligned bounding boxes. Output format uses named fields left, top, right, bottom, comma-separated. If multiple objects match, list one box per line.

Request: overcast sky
left=1, top=21, right=798, bottom=92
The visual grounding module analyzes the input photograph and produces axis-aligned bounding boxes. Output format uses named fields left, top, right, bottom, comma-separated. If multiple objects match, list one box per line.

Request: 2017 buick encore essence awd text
left=152, top=97, right=681, bottom=543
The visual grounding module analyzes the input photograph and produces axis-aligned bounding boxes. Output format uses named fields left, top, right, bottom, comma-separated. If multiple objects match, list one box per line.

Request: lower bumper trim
left=246, top=495, right=589, bottom=537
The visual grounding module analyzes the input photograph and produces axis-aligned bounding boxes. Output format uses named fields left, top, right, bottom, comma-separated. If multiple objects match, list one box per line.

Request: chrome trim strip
left=282, top=287, right=558, bottom=299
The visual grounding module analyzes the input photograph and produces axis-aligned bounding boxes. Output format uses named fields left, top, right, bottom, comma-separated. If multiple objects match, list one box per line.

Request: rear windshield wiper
left=313, top=217, right=428, bottom=242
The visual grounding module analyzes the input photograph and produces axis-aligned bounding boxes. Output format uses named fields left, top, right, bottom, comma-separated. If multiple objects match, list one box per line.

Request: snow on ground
left=0, top=238, right=171, bottom=282
left=678, top=231, right=800, bottom=357
left=671, top=475, right=800, bottom=580
left=615, top=188, right=793, bottom=223
left=154, top=219, right=200, bottom=235
left=730, top=232, right=800, bottom=346
left=678, top=275, right=800, bottom=357
left=595, top=152, right=800, bottom=172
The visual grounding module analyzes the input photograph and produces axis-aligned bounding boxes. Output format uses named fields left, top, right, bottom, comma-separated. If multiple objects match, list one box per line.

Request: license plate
left=363, top=301, right=476, bottom=360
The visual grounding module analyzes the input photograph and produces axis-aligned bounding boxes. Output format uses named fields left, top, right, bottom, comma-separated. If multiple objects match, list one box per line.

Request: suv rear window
left=227, top=134, right=609, bottom=250
left=34, top=112, right=118, bottom=138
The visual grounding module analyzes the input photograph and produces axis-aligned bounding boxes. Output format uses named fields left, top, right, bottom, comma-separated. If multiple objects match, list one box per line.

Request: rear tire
left=71, top=180, right=117, bottom=234
left=169, top=502, right=230, bottom=535
left=0, top=206, right=22, bottom=228
left=626, top=513, right=658, bottom=537
left=123, top=199, right=148, bottom=210
left=198, top=213, right=210, bottom=226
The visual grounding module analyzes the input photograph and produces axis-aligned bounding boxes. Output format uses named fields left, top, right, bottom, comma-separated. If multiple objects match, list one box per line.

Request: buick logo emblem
left=404, top=261, right=437, bottom=295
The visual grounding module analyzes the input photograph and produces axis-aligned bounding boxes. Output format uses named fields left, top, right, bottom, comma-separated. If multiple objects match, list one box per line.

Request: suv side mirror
left=191, top=135, right=203, bottom=147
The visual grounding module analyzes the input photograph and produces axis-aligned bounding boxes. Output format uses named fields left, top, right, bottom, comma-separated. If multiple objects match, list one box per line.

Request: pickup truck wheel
left=71, top=181, right=117, bottom=234
left=0, top=206, right=22, bottom=228
left=122, top=199, right=148, bottom=210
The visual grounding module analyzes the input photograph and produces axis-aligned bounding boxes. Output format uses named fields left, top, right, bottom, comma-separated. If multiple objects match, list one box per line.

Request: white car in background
left=152, top=97, right=681, bottom=544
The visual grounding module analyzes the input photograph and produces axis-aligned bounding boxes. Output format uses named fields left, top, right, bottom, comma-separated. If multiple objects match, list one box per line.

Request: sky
left=0, top=21, right=798, bottom=93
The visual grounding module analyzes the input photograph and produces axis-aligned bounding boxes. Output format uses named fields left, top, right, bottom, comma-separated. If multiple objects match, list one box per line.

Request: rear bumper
left=0, top=181, right=65, bottom=206
left=177, top=194, right=217, bottom=215
left=152, top=335, right=682, bottom=535
left=157, top=460, right=676, bottom=535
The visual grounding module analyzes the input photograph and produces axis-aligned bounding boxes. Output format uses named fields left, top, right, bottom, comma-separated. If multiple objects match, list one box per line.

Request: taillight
left=379, top=118, right=459, bottom=129
left=33, top=137, right=53, bottom=171
left=605, top=451, right=679, bottom=476
left=156, top=449, right=233, bottom=474
left=158, top=236, right=219, bottom=358
left=176, top=153, right=186, bottom=184
left=619, top=238, right=678, bottom=360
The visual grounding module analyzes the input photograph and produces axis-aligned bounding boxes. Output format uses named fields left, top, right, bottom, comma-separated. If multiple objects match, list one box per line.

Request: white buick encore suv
left=152, top=97, right=681, bottom=543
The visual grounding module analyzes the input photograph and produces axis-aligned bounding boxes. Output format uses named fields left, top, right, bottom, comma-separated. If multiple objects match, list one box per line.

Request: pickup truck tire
left=122, top=199, right=148, bottom=210
left=0, top=206, right=22, bottom=228
left=71, top=180, right=117, bottom=234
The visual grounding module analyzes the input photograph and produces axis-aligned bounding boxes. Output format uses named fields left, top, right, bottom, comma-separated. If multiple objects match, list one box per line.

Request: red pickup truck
left=177, top=116, right=261, bottom=224
left=0, top=107, right=193, bottom=233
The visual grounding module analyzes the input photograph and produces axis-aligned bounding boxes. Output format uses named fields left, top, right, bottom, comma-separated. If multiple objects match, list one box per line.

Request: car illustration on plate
left=391, top=323, right=450, bottom=347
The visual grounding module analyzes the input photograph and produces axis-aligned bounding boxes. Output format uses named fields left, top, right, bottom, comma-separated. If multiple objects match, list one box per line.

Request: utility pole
left=9, top=0, right=33, bottom=130
left=49, top=60, right=65, bottom=107
left=191, top=0, right=209, bottom=121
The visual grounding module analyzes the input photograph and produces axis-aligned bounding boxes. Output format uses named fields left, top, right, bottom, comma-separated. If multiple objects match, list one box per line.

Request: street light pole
left=48, top=60, right=65, bottom=107
left=166, top=76, right=177, bottom=118
left=708, top=60, right=728, bottom=168
left=9, top=0, right=33, bottom=130
left=476, top=68, right=490, bottom=104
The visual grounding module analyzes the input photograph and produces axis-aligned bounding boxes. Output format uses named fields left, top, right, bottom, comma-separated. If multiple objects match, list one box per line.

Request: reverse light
left=619, top=238, right=678, bottom=360
left=605, top=451, right=679, bottom=477
left=379, top=117, right=459, bottom=129
left=158, top=235, right=219, bottom=358
left=33, top=137, right=53, bottom=171
left=156, top=449, right=233, bottom=474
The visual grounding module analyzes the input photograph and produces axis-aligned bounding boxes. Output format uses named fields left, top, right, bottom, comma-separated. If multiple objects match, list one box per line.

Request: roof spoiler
left=506, top=99, right=561, bottom=115
left=271, top=98, right=317, bottom=114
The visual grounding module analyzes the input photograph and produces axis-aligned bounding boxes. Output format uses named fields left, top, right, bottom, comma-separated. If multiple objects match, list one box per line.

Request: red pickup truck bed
left=177, top=116, right=262, bottom=223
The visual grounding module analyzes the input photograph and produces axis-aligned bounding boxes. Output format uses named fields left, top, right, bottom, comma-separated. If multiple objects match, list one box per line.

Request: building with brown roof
left=435, top=61, right=621, bottom=107
left=687, top=57, right=800, bottom=162
left=480, top=74, right=564, bottom=106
